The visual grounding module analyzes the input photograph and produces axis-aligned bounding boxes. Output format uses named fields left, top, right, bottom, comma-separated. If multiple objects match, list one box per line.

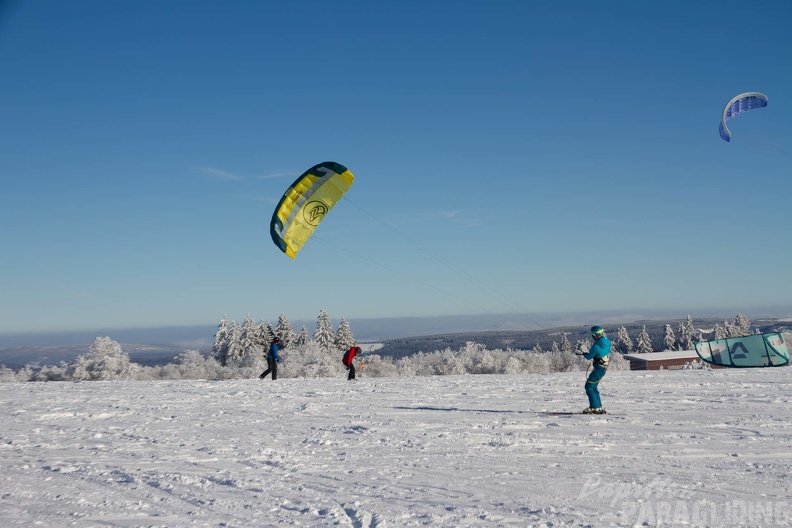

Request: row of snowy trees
left=0, top=337, right=237, bottom=383
left=607, top=314, right=754, bottom=354
left=0, top=337, right=632, bottom=383
left=514, top=314, right=745, bottom=357
left=211, top=310, right=356, bottom=368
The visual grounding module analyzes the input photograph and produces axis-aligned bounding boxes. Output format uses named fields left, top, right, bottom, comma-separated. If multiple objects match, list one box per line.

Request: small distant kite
left=270, top=161, right=354, bottom=258
left=719, top=92, right=768, bottom=142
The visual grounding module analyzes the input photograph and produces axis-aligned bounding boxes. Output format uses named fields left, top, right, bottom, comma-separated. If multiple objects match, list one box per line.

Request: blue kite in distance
left=719, top=92, right=768, bottom=142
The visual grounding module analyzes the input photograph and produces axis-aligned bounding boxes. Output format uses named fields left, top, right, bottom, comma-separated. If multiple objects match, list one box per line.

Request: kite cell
left=719, top=92, right=768, bottom=142
left=694, top=332, right=789, bottom=368
left=270, top=161, right=354, bottom=258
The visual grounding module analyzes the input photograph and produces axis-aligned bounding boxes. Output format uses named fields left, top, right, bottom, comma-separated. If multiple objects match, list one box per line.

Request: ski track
left=1, top=370, right=791, bottom=527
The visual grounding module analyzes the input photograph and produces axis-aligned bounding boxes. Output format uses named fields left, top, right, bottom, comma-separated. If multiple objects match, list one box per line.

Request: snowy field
left=1, top=368, right=791, bottom=527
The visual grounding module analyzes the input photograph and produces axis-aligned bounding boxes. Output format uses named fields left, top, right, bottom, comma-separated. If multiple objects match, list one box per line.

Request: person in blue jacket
left=259, top=337, right=283, bottom=380
left=579, top=326, right=611, bottom=414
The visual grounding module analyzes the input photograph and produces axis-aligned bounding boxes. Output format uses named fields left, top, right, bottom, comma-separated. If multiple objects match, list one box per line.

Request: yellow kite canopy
left=270, top=161, right=354, bottom=258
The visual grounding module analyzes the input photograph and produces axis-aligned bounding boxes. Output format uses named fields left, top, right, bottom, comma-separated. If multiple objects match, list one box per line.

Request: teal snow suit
left=584, top=335, right=611, bottom=409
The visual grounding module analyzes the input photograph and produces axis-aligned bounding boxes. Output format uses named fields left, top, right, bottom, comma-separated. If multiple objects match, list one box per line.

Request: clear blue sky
left=2, top=0, right=791, bottom=334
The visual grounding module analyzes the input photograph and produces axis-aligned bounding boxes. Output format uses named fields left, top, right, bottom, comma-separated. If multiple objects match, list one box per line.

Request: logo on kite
left=270, top=161, right=354, bottom=258
left=303, top=201, right=328, bottom=226
left=719, top=92, right=768, bottom=142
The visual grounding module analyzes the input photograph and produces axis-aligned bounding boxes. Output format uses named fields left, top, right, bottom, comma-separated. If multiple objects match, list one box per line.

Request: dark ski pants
left=347, top=364, right=356, bottom=380
left=585, top=364, right=607, bottom=408
left=260, top=357, right=277, bottom=380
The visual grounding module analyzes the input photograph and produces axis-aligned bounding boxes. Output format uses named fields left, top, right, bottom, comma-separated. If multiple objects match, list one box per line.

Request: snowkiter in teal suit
left=580, top=326, right=611, bottom=414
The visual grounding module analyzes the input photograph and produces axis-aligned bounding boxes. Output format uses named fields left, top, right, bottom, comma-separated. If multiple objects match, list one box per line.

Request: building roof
left=623, top=350, right=699, bottom=362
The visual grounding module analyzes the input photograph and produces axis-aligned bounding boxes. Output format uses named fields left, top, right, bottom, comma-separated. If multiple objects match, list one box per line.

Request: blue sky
left=1, top=0, right=791, bottom=334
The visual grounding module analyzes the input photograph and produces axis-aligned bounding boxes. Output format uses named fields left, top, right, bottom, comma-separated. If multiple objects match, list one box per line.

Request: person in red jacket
left=342, top=346, right=362, bottom=380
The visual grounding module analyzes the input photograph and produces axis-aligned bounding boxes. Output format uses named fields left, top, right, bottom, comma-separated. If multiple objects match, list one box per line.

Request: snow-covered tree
left=159, top=350, right=231, bottom=380
left=714, top=323, right=727, bottom=340
left=559, top=333, right=572, bottom=353
left=662, top=324, right=677, bottom=351
left=531, top=343, right=543, bottom=354
left=678, top=315, right=696, bottom=350
left=262, top=321, right=275, bottom=343
left=16, top=365, right=35, bottom=382
left=295, top=325, right=310, bottom=346
left=0, top=365, right=17, bottom=383
left=33, top=363, right=70, bottom=381
left=724, top=319, right=741, bottom=338
left=575, top=339, right=592, bottom=354
left=240, top=316, right=262, bottom=360
left=225, top=322, right=244, bottom=366
left=335, top=318, right=356, bottom=352
left=677, top=322, right=686, bottom=350
left=212, top=315, right=231, bottom=365
left=278, top=339, right=346, bottom=379
left=735, top=313, right=752, bottom=336
left=550, top=342, right=560, bottom=354
left=636, top=326, right=653, bottom=354
left=275, top=314, right=296, bottom=346
left=257, top=320, right=273, bottom=350
left=615, top=326, right=633, bottom=354
left=70, top=337, right=134, bottom=381
left=313, top=310, right=335, bottom=353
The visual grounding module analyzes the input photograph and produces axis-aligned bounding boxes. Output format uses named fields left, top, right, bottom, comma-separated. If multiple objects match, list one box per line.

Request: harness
left=594, top=355, right=609, bottom=368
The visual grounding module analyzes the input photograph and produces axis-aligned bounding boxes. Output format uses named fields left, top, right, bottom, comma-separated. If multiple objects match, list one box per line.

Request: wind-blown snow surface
left=1, top=369, right=791, bottom=527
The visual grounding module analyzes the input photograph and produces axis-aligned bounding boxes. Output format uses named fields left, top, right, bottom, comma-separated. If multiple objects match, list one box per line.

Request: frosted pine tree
left=313, top=310, right=335, bottom=353
left=295, top=325, right=310, bottom=346
left=212, top=315, right=231, bottom=365
left=735, top=313, right=752, bottom=336
left=531, top=344, right=543, bottom=354
left=225, top=322, right=244, bottom=366
left=663, top=324, right=677, bottom=351
left=70, top=337, right=134, bottom=381
left=714, top=323, right=726, bottom=340
left=335, top=318, right=356, bottom=352
left=240, top=316, right=261, bottom=360
left=257, top=320, right=273, bottom=348
left=677, top=322, right=687, bottom=350
left=550, top=342, right=560, bottom=354
left=0, top=365, right=17, bottom=383
left=560, top=333, right=572, bottom=353
left=575, top=339, right=591, bottom=354
left=680, top=315, right=696, bottom=349
left=636, top=326, right=653, bottom=354
left=264, top=322, right=276, bottom=342
left=275, top=314, right=296, bottom=346
left=616, top=326, right=633, bottom=354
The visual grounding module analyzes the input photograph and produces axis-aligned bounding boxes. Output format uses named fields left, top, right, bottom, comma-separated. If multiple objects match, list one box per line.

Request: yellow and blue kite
left=270, top=161, right=354, bottom=258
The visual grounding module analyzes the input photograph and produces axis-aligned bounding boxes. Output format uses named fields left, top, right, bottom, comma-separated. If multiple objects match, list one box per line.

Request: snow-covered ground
left=1, top=368, right=791, bottom=527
